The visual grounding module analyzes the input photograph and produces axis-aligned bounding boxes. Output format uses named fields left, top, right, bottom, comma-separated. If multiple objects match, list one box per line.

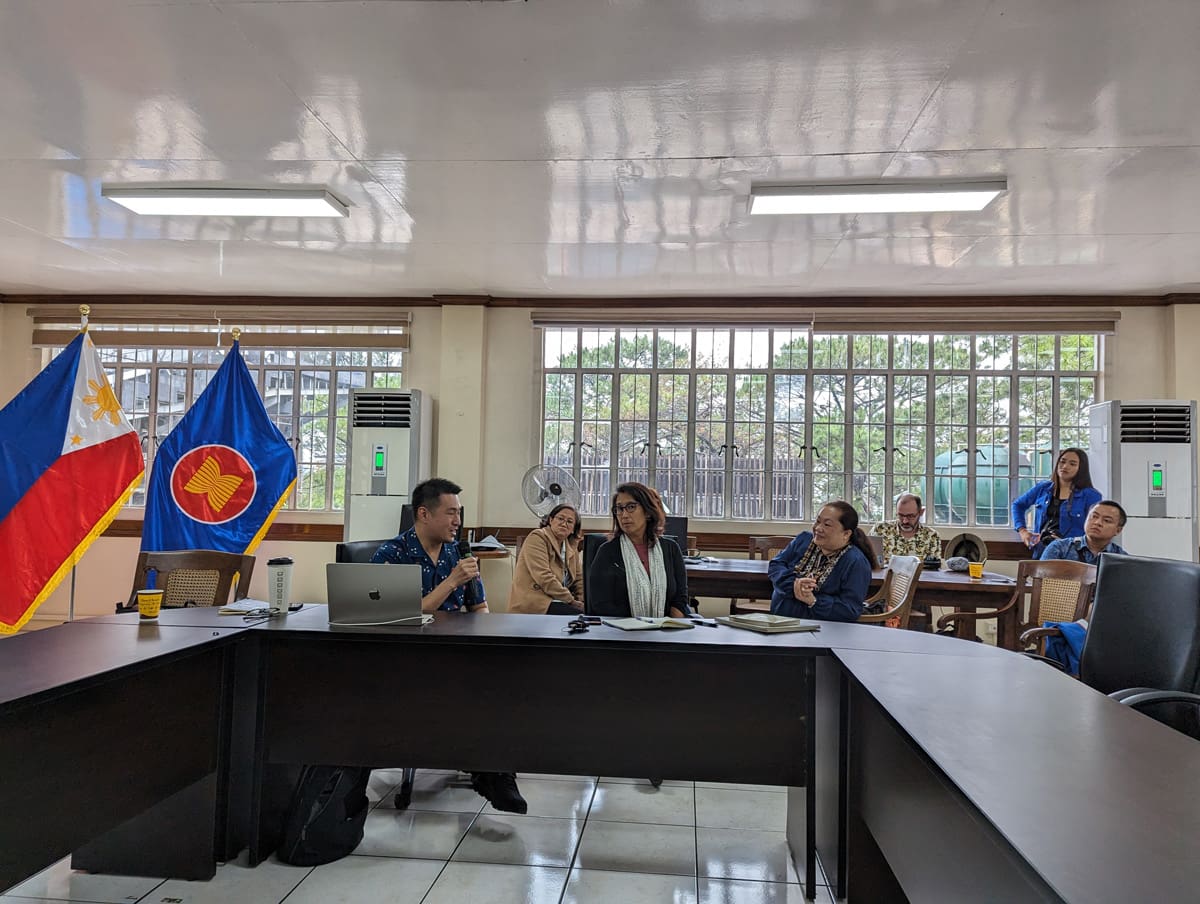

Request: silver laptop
left=326, top=563, right=427, bottom=626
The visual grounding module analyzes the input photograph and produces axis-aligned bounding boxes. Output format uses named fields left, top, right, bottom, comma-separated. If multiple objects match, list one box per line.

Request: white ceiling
left=1, top=0, right=1199, bottom=297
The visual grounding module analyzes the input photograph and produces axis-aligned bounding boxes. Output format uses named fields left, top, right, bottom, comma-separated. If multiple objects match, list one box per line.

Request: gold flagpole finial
left=79, top=304, right=90, bottom=333
left=231, top=327, right=242, bottom=341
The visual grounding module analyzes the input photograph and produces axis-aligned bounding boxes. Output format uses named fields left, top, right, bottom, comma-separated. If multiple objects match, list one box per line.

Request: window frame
left=45, top=327, right=407, bottom=513
left=540, top=326, right=1102, bottom=527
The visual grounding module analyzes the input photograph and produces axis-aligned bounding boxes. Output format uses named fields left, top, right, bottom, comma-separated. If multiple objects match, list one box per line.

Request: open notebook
left=218, top=598, right=277, bottom=615
left=602, top=617, right=695, bottom=631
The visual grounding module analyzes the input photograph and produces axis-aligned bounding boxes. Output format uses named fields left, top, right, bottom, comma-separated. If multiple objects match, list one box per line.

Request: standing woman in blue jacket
left=1011, top=448, right=1101, bottom=558
left=768, top=501, right=877, bottom=622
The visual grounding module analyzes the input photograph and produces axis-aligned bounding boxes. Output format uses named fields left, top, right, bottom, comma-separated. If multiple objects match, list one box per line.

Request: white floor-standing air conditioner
left=345, top=388, right=431, bottom=542
left=1088, top=400, right=1198, bottom=562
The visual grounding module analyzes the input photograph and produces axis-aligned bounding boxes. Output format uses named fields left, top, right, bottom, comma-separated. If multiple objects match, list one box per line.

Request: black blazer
left=587, top=536, right=690, bottom=617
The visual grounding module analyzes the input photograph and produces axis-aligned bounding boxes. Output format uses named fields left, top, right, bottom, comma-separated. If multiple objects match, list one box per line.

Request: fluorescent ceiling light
left=101, top=186, right=349, bottom=218
left=749, top=181, right=1007, bottom=215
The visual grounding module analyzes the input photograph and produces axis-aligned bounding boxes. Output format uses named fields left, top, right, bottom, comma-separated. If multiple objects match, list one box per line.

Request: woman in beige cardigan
left=509, top=504, right=585, bottom=614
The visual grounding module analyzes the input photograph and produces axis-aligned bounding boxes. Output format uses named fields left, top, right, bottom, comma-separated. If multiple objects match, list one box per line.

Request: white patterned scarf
left=619, top=533, right=668, bottom=618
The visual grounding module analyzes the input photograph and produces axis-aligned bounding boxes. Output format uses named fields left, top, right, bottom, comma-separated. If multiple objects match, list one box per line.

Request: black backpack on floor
left=278, top=765, right=372, bottom=866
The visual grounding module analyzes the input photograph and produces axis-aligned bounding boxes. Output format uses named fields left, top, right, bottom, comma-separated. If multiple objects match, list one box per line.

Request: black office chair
left=398, top=504, right=415, bottom=533
left=663, top=515, right=688, bottom=551
left=335, top=539, right=389, bottom=563
left=582, top=533, right=608, bottom=613
left=1078, top=554, right=1200, bottom=738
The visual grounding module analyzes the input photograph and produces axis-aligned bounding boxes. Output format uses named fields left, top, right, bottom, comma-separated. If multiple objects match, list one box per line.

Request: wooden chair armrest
left=935, top=587, right=1019, bottom=631
left=936, top=608, right=1005, bottom=630
left=1019, top=626, right=1064, bottom=647
left=864, top=578, right=892, bottom=603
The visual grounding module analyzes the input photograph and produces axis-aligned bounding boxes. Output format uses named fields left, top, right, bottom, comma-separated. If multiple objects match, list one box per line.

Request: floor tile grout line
left=553, top=775, right=600, bottom=904
left=131, top=875, right=169, bottom=904
left=694, top=776, right=701, bottom=901
left=275, top=862, right=318, bottom=904
left=415, top=793, right=486, bottom=904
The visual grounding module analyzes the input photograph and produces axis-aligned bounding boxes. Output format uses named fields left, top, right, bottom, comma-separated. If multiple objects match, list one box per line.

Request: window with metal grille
left=40, top=316, right=408, bottom=513
left=540, top=327, right=1101, bottom=527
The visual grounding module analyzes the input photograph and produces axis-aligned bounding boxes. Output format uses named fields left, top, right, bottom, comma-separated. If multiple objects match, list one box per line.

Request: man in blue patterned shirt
left=371, top=478, right=527, bottom=812
left=372, top=477, right=487, bottom=612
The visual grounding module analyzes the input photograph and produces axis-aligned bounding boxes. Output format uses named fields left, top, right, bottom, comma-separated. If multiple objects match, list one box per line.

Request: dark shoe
left=471, top=771, right=528, bottom=814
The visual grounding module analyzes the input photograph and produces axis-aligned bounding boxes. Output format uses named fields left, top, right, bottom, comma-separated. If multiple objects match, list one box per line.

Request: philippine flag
left=141, top=340, right=296, bottom=555
left=0, top=333, right=145, bottom=633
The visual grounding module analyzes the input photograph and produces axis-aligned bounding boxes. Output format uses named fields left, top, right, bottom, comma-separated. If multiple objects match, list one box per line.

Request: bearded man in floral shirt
left=871, top=494, right=942, bottom=560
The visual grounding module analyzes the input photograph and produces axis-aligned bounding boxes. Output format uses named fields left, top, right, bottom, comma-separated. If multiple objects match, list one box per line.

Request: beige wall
left=2, top=301, right=1196, bottom=625
left=1104, top=306, right=1168, bottom=401
left=1167, top=306, right=1200, bottom=400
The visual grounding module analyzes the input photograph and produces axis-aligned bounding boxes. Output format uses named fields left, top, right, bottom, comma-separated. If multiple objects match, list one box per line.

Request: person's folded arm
left=767, top=534, right=806, bottom=595
left=520, top=533, right=574, bottom=601
left=771, top=593, right=810, bottom=618
left=768, top=535, right=810, bottom=617
left=809, top=555, right=872, bottom=623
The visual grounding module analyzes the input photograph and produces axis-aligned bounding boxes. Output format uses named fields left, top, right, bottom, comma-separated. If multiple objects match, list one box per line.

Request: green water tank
left=932, top=445, right=1046, bottom=526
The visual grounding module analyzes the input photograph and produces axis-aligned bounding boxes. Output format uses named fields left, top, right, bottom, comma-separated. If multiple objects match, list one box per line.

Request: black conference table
left=3, top=606, right=1200, bottom=903
left=0, top=620, right=245, bottom=887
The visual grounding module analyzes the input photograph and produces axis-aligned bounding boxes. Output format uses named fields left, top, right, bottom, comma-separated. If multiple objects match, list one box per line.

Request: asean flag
left=141, top=340, right=296, bottom=555
left=0, top=332, right=145, bottom=633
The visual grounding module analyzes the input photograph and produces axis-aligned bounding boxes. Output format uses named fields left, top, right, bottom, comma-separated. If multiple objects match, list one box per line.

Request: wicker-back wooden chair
left=859, top=555, right=924, bottom=628
left=940, top=559, right=1096, bottom=650
left=730, top=536, right=796, bottom=615
left=125, top=550, right=255, bottom=610
left=1015, top=560, right=1099, bottom=656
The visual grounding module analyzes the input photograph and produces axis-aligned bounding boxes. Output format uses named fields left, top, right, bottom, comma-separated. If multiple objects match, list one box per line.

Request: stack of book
left=716, top=612, right=821, bottom=634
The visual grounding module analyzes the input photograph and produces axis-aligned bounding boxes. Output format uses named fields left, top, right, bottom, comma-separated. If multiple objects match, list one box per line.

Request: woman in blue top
left=1011, top=447, right=1101, bottom=558
left=768, top=501, right=877, bottom=622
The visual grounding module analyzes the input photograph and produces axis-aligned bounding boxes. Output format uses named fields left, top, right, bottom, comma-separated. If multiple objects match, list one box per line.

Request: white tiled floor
left=2, top=772, right=839, bottom=903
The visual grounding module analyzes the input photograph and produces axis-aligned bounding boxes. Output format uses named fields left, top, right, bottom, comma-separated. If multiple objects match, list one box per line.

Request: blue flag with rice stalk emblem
left=141, top=340, right=296, bottom=554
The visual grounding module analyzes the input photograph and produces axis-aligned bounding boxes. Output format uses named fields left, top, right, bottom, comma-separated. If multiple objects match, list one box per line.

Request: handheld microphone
left=456, top=539, right=479, bottom=608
